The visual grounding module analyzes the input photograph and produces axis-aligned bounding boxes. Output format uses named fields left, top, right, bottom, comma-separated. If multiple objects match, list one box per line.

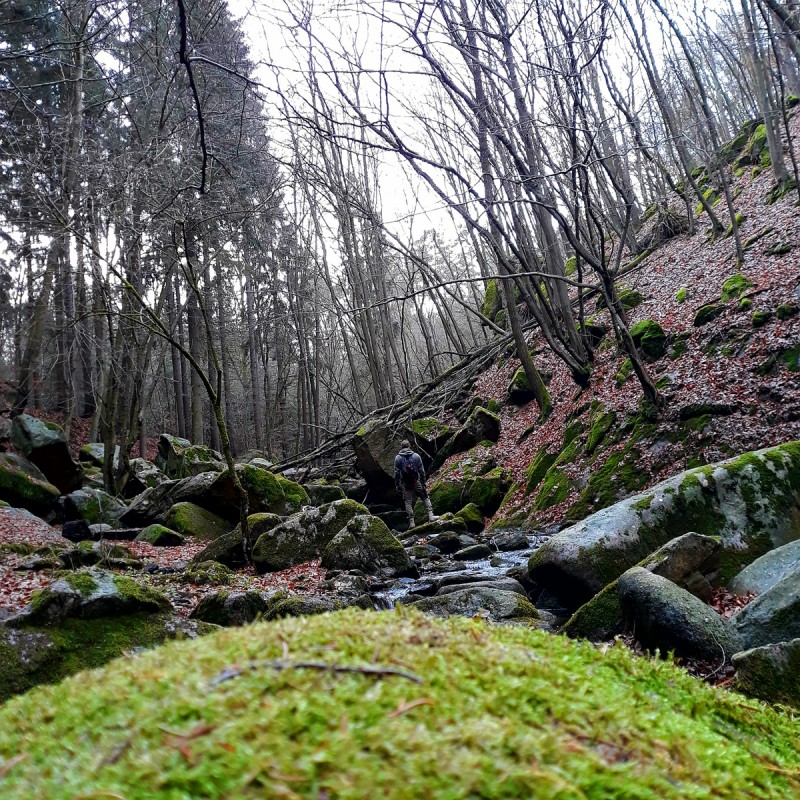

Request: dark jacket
left=394, top=448, right=425, bottom=488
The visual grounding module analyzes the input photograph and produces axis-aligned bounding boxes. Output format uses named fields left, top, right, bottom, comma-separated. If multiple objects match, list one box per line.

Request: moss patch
left=1, top=610, right=800, bottom=797
left=274, top=475, right=310, bottom=514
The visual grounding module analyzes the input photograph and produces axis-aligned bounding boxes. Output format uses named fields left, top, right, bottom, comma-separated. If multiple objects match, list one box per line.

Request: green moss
left=63, top=573, right=99, bottom=596
left=676, top=287, right=687, bottom=303
left=240, top=464, right=285, bottom=508
left=629, top=319, right=667, bottom=360
left=586, top=408, right=616, bottom=457
left=274, top=475, right=310, bottom=514
left=111, top=575, right=170, bottom=609
left=721, top=273, right=753, bottom=302
left=738, top=298, right=753, bottom=312
left=615, top=358, right=632, bottom=386
left=428, top=480, right=467, bottom=516
left=752, top=310, right=773, bottom=328
left=562, top=582, right=624, bottom=640
left=467, top=467, right=510, bottom=515
left=781, top=345, right=800, bottom=372
left=695, top=187, right=718, bottom=215
left=163, top=502, right=231, bottom=541
left=480, top=279, right=501, bottom=321
left=410, top=418, right=447, bottom=439
left=454, top=503, right=484, bottom=532
left=564, top=255, right=577, bottom=276
left=2, top=609, right=800, bottom=797
left=693, top=303, right=725, bottom=327
left=0, top=458, right=60, bottom=513
left=776, top=303, right=799, bottom=320
left=532, top=467, right=570, bottom=511
left=724, top=213, right=746, bottom=239
left=624, top=248, right=654, bottom=270
left=596, top=283, right=644, bottom=312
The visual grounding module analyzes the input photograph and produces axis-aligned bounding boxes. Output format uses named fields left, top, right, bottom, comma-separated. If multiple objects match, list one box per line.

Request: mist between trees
left=1, top=0, right=798, bottom=490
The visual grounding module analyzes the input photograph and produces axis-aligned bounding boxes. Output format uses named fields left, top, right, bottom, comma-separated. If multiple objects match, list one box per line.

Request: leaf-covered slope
left=1, top=608, right=799, bottom=798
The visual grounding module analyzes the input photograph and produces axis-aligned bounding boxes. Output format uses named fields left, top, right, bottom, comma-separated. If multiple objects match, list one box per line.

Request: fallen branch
left=209, top=659, right=423, bottom=687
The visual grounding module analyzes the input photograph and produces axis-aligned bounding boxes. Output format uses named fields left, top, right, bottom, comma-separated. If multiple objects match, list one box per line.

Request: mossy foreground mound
left=1, top=611, right=799, bottom=798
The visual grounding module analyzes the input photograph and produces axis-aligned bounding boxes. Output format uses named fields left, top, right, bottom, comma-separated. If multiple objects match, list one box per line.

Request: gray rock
left=410, top=517, right=468, bottom=539
left=183, top=561, right=234, bottom=586
left=7, top=567, right=170, bottom=625
left=321, top=515, right=417, bottom=578
left=136, top=524, right=184, bottom=546
left=529, top=442, right=800, bottom=609
left=78, top=443, right=119, bottom=468
left=436, top=578, right=527, bottom=597
left=155, top=433, right=224, bottom=479
left=189, top=591, right=267, bottom=626
left=0, top=453, right=60, bottom=516
left=63, top=488, right=127, bottom=528
left=453, top=544, right=493, bottom=561
left=252, top=499, right=369, bottom=573
left=11, top=414, right=82, bottom=493
left=619, top=567, right=741, bottom=660
left=732, top=569, right=800, bottom=648
left=412, top=587, right=539, bottom=624
left=123, top=458, right=167, bottom=499
left=430, top=407, right=501, bottom=472
left=492, top=530, right=529, bottom=552
left=732, top=638, right=800, bottom=708
left=58, top=540, right=139, bottom=569
left=729, top=539, right=800, bottom=596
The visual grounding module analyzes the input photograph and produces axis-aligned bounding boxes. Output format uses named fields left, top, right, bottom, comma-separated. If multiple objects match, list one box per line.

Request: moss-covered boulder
left=564, top=533, right=721, bottom=641
left=454, top=503, right=484, bottom=533
left=2, top=609, right=800, bottom=796
left=161, top=501, right=231, bottom=541
left=733, top=639, right=800, bottom=709
left=321, top=515, right=416, bottom=578
left=507, top=367, right=536, bottom=404
left=11, top=414, right=82, bottom=493
left=305, top=481, right=346, bottom=505
left=693, top=303, right=725, bottom=326
left=412, top=587, right=539, bottom=624
left=155, top=433, right=224, bottom=479
left=252, top=499, right=369, bottom=574
left=431, top=407, right=501, bottom=471
left=57, top=540, right=140, bottom=571
left=0, top=612, right=215, bottom=703
left=732, top=567, right=800, bottom=649
left=427, top=479, right=467, bottom=516
left=136, top=524, right=184, bottom=547
left=274, top=474, right=310, bottom=514
left=78, top=443, right=119, bottom=468
left=192, top=512, right=283, bottom=568
left=629, top=319, right=667, bottom=360
left=721, top=273, right=753, bottom=301
left=123, top=457, right=167, bottom=499
left=0, top=453, right=60, bottom=516
left=468, top=467, right=511, bottom=515
left=183, top=560, right=234, bottom=586
left=62, top=488, right=126, bottom=528
left=7, top=569, right=170, bottom=626
left=409, top=516, right=468, bottom=539
left=529, top=442, right=800, bottom=610
left=619, top=567, right=742, bottom=661
left=480, top=278, right=502, bottom=322
left=189, top=590, right=268, bottom=627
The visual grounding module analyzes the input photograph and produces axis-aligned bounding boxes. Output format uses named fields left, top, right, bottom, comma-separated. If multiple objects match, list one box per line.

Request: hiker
left=394, top=439, right=436, bottom=528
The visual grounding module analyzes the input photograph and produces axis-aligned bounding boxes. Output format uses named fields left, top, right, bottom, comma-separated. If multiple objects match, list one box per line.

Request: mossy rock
left=62, top=488, right=126, bottom=528
left=467, top=467, right=511, bottom=515
left=11, top=414, right=82, bottom=494
left=530, top=442, right=800, bottom=610
left=733, top=639, right=800, bottom=708
left=321, top=515, right=415, bottom=577
left=0, top=454, right=60, bottom=516
left=191, top=513, right=282, bottom=569
left=752, top=310, right=773, bottom=328
left=721, top=273, right=753, bottom=302
left=410, top=516, right=467, bottom=538
left=427, top=479, right=467, bottom=516
left=454, top=503, right=484, bottom=533
left=161, top=501, right=232, bottom=541
left=430, top=407, right=501, bottom=471
left=189, top=590, right=268, bottom=627
left=596, top=283, right=644, bottom=312
left=412, top=587, right=539, bottom=624
left=305, top=482, right=346, bottom=505
left=629, top=319, right=667, bottom=361
left=261, top=593, right=355, bottom=620
left=78, top=443, right=119, bottom=468
left=0, top=612, right=216, bottom=704
left=776, top=303, right=799, bottom=320
left=183, top=560, right=234, bottom=586
left=693, top=303, right=725, bottom=327
left=480, top=278, right=502, bottom=321
left=507, top=367, right=536, bottom=405
left=274, top=474, right=310, bottom=514
left=155, top=434, right=224, bottom=479
left=136, top=524, right=184, bottom=547
left=252, top=500, right=370, bottom=574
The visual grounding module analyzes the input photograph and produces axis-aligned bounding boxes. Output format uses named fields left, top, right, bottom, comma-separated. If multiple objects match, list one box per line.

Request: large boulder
left=529, top=442, right=800, bottom=610
left=58, top=540, right=140, bottom=570
left=252, top=499, right=369, bottom=573
left=120, top=463, right=301, bottom=526
left=564, top=533, right=721, bottom=641
left=732, top=568, right=800, bottom=649
left=192, top=513, right=282, bottom=568
left=78, top=443, right=119, bottom=469
left=321, top=515, right=416, bottom=578
left=435, top=578, right=527, bottom=597
left=728, top=539, right=800, bottom=596
left=0, top=612, right=215, bottom=703
left=161, top=501, right=232, bottom=540
left=6, top=568, right=170, bottom=626
left=274, top=473, right=310, bottom=514
left=430, top=407, right=501, bottom=471
left=123, top=458, right=167, bottom=499
left=11, top=414, right=82, bottom=493
left=189, top=591, right=268, bottom=627
left=733, top=639, right=800, bottom=708
left=62, top=488, right=126, bottom=528
left=136, top=525, right=184, bottom=547
left=0, top=453, right=60, bottom=516
left=155, top=433, right=224, bottom=479
left=619, top=567, right=742, bottom=661
left=261, top=593, right=356, bottom=620
left=412, top=587, right=539, bottom=624
left=305, top=482, right=346, bottom=505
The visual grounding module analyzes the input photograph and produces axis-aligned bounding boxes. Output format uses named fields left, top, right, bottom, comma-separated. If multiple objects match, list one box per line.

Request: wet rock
left=427, top=532, right=463, bottom=554
left=619, top=567, right=741, bottom=661
left=435, top=578, right=527, bottom=597
left=453, top=544, right=492, bottom=561
left=412, top=587, right=539, bottom=624
left=492, top=530, right=529, bottom=552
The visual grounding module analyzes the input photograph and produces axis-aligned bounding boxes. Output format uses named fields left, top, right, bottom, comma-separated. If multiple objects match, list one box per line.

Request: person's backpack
left=399, top=454, right=419, bottom=488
